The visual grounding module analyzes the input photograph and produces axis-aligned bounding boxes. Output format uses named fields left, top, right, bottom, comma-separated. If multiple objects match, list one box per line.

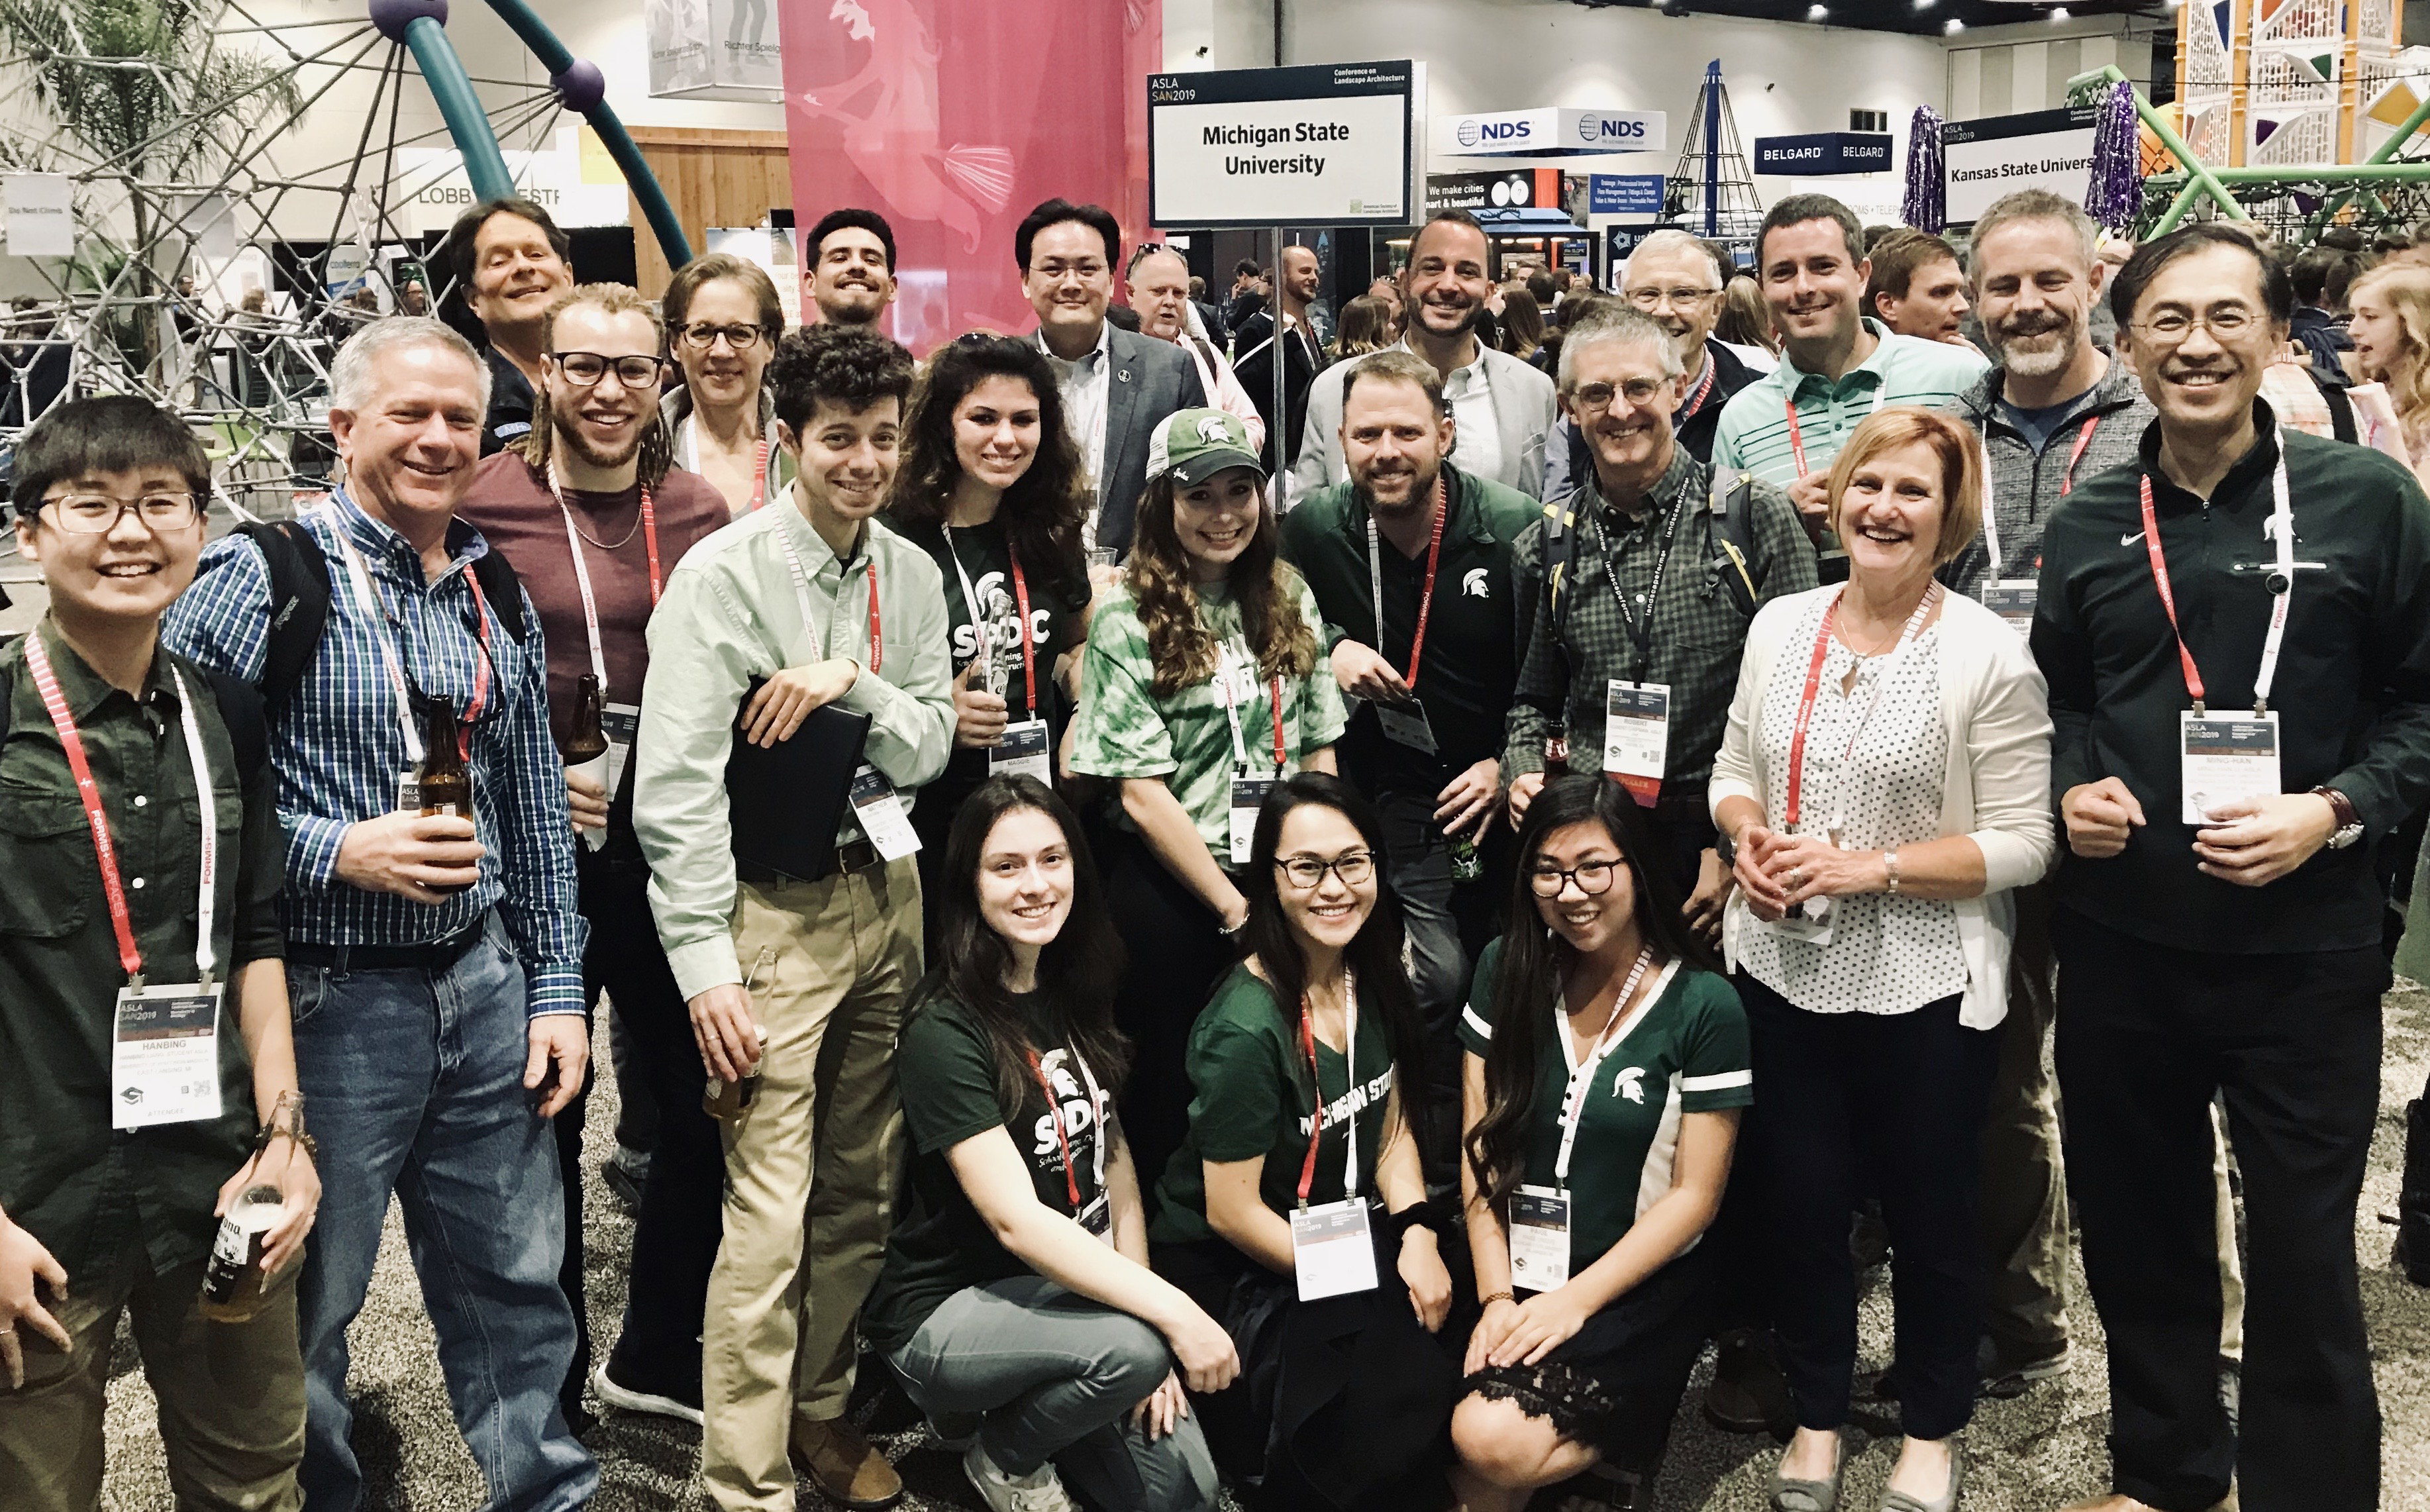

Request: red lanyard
left=1406, top=482, right=1448, bottom=684
left=1010, top=547, right=1038, bottom=718
left=1782, top=585, right=1939, bottom=831
left=2137, top=474, right=2207, bottom=708
left=1027, top=1048, right=1082, bottom=1207
left=1683, top=356, right=1719, bottom=419
left=2058, top=415, right=2100, bottom=497
left=25, top=631, right=148, bottom=983
left=640, top=485, right=663, bottom=605
left=554, top=480, right=659, bottom=699
left=1293, top=976, right=1357, bottom=1205
left=1268, top=674, right=1286, bottom=771
left=747, top=440, right=769, bottom=514
left=865, top=562, right=883, bottom=674
left=1784, top=397, right=1811, bottom=477
left=456, top=569, right=497, bottom=761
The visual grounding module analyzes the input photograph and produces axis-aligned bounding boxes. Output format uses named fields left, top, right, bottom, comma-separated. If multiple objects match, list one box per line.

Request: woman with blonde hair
left=2342, top=260, right=2430, bottom=485
left=1711, top=405, right=2054, bottom=1511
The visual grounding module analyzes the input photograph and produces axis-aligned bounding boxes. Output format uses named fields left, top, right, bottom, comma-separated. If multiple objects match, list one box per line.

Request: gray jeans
left=1378, top=789, right=1470, bottom=1183
left=888, top=1276, right=1220, bottom=1512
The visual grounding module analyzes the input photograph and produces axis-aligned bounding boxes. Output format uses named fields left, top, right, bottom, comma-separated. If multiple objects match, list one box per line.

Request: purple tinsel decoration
left=1902, top=105, right=1945, bottom=234
left=2086, top=80, right=2144, bottom=232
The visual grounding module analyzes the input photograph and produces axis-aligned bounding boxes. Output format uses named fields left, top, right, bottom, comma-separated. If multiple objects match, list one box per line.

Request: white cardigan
left=1707, top=586, right=2058, bottom=1029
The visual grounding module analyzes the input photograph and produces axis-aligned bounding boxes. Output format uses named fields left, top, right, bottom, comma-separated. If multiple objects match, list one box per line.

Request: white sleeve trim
left=1461, top=1003, right=1494, bottom=1042
left=1680, top=1069, right=1753, bottom=1091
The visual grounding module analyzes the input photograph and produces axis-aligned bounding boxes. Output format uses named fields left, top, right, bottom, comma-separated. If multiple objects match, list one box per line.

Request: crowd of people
left=0, top=178, right=2422, bottom=1512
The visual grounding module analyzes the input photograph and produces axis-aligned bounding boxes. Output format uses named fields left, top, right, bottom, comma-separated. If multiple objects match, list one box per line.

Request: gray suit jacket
left=1076, top=322, right=1208, bottom=556
left=1290, top=342, right=1558, bottom=501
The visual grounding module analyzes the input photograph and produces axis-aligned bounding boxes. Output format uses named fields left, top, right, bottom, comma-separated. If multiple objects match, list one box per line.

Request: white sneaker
left=962, top=1440, right=1079, bottom=1512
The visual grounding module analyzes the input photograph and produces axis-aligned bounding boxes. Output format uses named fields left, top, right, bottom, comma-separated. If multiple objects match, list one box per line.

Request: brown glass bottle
left=419, top=702, right=474, bottom=893
left=562, top=673, right=609, bottom=767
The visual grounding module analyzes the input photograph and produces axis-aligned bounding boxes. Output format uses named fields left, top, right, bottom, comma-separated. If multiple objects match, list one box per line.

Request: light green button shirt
left=635, top=501, right=954, bottom=998
left=1711, top=317, right=1988, bottom=487
left=1069, top=574, right=1348, bottom=860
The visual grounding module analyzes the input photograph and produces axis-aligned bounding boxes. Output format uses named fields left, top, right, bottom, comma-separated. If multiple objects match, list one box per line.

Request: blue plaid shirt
left=162, top=491, right=585, bottom=1017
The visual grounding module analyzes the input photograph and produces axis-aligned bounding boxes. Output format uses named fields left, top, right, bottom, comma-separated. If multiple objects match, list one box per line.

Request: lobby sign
left=1436, top=106, right=1664, bottom=159
left=1752, top=132, right=1892, bottom=177
left=1943, top=107, right=2098, bottom=225
left=1149, top=61, right=1417, bottom=228
left=1588, top=174, right=1666, bottom=215
left=397, top=128, right=631, bottom=235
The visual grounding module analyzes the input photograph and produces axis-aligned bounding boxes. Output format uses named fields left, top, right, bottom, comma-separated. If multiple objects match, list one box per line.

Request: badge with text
left=1601, top=680, right=1671, bottom=807
left=1230, top=774, right=1276, bottom=865
left=1507, top=1184, right=1573, bottom=1291
left=1079, top=1192, right=1114, bottom=1242
left=1290, top=1197, right=1380, bottom=1300
left=603, top=703, right=641, bottom=806
left=1766, top=893, right=1837, bottom=947
left=1374, top=697, right=1439, bottom=755
left=990, top=718, right=1052, bottom=782
left=848, top=764, right=921, bottom=860
left=113, top=983, right=225, bottom=1129
left=1980, top=582, right=2037, bottom=638
left=394, top=771, right=421, bottom=814
left=2180, top=711, right=2282, bottom=826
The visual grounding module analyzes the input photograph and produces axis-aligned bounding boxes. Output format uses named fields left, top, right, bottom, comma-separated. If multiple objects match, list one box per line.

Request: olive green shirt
left=0, top=624, right=284, bottom=1280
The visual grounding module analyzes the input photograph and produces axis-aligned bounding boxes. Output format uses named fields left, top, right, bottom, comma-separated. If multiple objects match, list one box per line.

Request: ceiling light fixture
left=2050, top=5, right=2071, bottom=17
left=1944, top=16, right=1965, bottom=30
left=1808, top=3, right=1828, bottom=18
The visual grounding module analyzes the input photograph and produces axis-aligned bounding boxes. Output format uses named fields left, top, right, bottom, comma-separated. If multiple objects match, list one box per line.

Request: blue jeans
left=286, top=916, right=597, bottom=1512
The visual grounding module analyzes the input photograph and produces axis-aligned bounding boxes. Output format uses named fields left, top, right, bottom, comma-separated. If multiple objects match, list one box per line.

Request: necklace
left=553, top=466, right=646, bottom=551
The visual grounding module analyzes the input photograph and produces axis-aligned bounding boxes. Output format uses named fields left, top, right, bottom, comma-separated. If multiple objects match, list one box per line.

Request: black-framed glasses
left=41, top=491, right=204, bottom=534
left=1529, top=860, right=1619, bottom=898
left=678, top=323, right=770, bottom=352
left=1275, top=850, right=1376, bottom=890
left=552, top=351, right=668, bottom=387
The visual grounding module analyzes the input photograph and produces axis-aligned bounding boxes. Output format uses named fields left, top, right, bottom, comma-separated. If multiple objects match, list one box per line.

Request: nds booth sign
left=1437, top=107, right=1664, bottom=158
left=1943, top=106, right=2098, bottom=225
left=1753, top=132, right=1892, bottom=177
left=1589, top=174, right=1666, bottom=215
left=1149, top=61, right=1418, bottom=228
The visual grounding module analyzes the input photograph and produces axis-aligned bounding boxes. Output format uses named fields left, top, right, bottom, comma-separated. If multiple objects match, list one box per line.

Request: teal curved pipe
left=480, top=0, right=693, bottom=270
left=403, top=15, right=513, bottom=201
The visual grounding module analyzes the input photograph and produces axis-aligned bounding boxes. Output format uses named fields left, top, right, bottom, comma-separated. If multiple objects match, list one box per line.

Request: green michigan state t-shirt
left=862, top=991, right=1115, bottom=1354
left=1150, top=961, right=1397, bottom=1246
left=1459, top=939, right=1753, bottom=1274
left=1068, top=574, right=1348, bottom=861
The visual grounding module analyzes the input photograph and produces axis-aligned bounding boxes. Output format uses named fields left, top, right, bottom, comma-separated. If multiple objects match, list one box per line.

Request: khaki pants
left=701, top=860, right=917, bottom=1511
left=0, top=1233, right=304, bottom=1512
left=1980, top=882, right=2072, bottom=1354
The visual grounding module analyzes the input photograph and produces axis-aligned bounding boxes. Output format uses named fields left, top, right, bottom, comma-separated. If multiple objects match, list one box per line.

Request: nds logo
left=1579, top=114, right=1650, bottom=144
left=1460, top=117, right=1533, bottom=148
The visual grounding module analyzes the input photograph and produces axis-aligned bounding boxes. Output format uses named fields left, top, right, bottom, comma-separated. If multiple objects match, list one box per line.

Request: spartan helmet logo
left=1462, top=568, right=1490, bottom=598
left=1195, top=415, right=1233, bottom=446
left=1614, top=1067, right=1646, bottom=1104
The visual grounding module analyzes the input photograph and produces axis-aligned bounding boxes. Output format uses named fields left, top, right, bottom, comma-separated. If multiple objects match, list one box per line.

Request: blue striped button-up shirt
left=162, top=491, right=585, bottom=1017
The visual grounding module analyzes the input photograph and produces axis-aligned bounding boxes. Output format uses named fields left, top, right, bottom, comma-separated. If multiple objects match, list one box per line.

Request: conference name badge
left=990, top=719, right=1052, bottom=782
left=2180, top=711, right=2281, bottom=827
left=1507, top=1184, right=1572, bottom=1291
left=1230, top=774, right=1277, bottom=865
left=1601, top=680, right=1670, bottom=807
left=603, top=703, right=641, bottom=807
left=1290, top=1197, right=1380, bottom=1301
left=113, top=982, right=225, bottom=1129
left=1375, top=697, right=1439, bottom=756
left=848, top=764, right=921, bottom=860
left=1980, top=581, right=2037, bottom=638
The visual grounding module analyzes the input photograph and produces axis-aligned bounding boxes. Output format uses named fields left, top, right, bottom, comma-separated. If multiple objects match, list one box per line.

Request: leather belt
left=734, top=838, right=882, bottom=889
left=286, top=918, right=487, bottom=973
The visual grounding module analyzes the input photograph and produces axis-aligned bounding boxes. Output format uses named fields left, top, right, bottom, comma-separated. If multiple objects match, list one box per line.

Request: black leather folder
left=724, top=680, right=870, bottom=883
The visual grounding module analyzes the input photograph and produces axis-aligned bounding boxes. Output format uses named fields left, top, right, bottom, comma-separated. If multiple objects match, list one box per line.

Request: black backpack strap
left=230, top=519, right=332, bottom=707
left=201, top=669, right=269, bottom=785
left=470, top=548, right=530, bottom=644
left=1707, top=468, right=1762, bottom=618
left=2319, top=378, right=2358, bottom=445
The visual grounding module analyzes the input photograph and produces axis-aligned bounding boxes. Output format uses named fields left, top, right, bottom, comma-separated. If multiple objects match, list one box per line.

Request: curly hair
left=2351, top=261, right=2430, bottom=449
left=767, top=323, right=915, bottom=436
left=513, top=283, right=671, bottom=491
left=890, top=334, right=1087, bottom=587
left=1125, top=468, right=1318, bottom=699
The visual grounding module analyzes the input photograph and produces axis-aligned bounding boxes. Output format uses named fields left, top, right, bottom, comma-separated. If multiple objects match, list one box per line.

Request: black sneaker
left=1978, top=1335, right=2073, bottom=1399
left=602, top=1158, right=646, bottom=1215
left=1701, top=1328, right=1793, bottom=1439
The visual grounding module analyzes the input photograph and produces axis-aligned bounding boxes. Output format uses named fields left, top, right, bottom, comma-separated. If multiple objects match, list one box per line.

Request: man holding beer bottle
left=166, top=317, right=597, bottom=1512
left=0, top=396, right=319, bottom=1509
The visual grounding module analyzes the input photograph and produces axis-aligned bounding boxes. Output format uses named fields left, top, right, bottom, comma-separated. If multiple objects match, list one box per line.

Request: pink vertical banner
left=780, top=0, right=1161, bottom=356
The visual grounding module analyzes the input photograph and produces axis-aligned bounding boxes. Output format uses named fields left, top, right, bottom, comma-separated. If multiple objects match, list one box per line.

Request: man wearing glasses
left=458, top=284, right=731, bottom=1433
left=2036, top=224, right=2430, bottom=1512
left=166, top=317, right=597, bottom=1512
left=0, top=397, right=319, bottom=1509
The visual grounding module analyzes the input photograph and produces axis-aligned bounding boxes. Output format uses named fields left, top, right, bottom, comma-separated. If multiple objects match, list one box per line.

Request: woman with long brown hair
left=1068, top=408, right=1346, bottom=1194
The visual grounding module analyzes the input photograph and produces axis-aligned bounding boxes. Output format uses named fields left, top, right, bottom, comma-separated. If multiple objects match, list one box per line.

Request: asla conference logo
left=1462, top=568, right=1490, bottom=598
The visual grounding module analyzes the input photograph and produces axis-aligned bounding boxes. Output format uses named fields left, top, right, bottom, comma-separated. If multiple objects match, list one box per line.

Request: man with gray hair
left=166, top=315, right=597, bottom=1511
left=1503, top=305, right=1816, bottom=1444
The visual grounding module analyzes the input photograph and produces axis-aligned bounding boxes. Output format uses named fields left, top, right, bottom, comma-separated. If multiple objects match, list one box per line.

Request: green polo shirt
left=1280, top=464, right=1537, bottom=797
left=1460, top=939, right=1752, bottom=1276
left=0, top=623, right=285, bottom=1282
left=1711, top=318, right=1988, bottom=487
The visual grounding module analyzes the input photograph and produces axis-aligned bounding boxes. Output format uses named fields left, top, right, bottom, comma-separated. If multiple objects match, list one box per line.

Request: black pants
left=1740, top=975, right=2001, bottom=1440
left=1101, top=825, right=1239, bottom=1202
left=578, top=845, right=727, bottom=1401
left=2053, top=907, right=2383, bottom=1512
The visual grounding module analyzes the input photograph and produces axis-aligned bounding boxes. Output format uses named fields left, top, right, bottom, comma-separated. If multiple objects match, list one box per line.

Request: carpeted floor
left=89, top=976, right=2430, bottom=1509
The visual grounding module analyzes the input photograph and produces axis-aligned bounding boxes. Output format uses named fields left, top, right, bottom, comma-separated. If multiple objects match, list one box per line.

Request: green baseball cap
left=1146, top=407, right=1266, bottom=487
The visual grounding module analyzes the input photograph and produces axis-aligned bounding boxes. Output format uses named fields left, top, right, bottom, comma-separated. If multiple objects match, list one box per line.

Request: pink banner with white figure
left=780, top=0, right=1160, bottom=354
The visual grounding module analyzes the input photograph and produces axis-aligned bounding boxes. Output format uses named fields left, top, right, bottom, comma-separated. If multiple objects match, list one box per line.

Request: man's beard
left=1415, top=296, right=1482, bottom=341
left=556, top=409, right=642, bottom=470
left=1993, top=311, right=2082, bottom=379
left=1353, top=460, right=1441, bottom=517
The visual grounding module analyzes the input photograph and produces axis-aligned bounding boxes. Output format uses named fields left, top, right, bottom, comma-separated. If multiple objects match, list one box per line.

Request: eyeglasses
left=1625, top=286, right=1720, bottom=310
left=1529, top=860, right=1619, bottom=897
left=2129, top=308, right=2260, bottom=346
left=678, top=323, right=769, bottom=353
left=41, top=491, right=204, bottom=534
left=1275, top=850, right=1376, bottom=890
left=1568, top=378, right=1670, bottom=413
left=551, top=352, right=668, bottom=387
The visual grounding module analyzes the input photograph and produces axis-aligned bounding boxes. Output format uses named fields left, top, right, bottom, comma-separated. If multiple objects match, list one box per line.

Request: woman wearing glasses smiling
left=1451, top=774, right=1747, bottom=1512
left=658, top=252, right=794, bottom=517
left=1144, top=772, right=1458, bottom=1512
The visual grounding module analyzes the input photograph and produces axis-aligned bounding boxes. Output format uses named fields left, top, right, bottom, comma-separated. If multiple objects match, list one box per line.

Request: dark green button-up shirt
left=0, top=623, right=283, bottom=1280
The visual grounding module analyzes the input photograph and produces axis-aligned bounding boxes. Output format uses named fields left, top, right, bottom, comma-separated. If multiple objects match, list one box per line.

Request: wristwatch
left=2311, top=786, right=2364, bottom=850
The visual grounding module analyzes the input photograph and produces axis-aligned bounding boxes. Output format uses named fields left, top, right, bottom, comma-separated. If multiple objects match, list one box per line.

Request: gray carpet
left=83, top=976, right=2430, bottom=1510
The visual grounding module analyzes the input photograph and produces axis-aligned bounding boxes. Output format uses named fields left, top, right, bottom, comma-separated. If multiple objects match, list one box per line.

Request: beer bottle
left=200, top=1185, right=285, bottom=1323
left=562, top=674, right=611, bottom=852
left=419, top=699, right=470, bottom=819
